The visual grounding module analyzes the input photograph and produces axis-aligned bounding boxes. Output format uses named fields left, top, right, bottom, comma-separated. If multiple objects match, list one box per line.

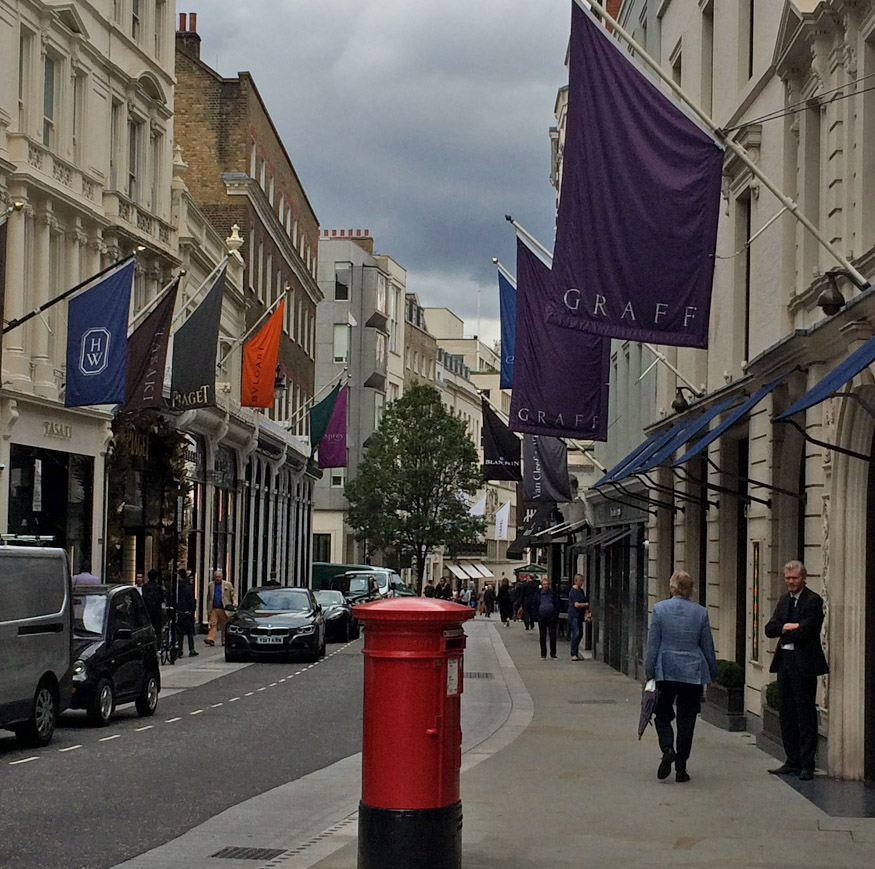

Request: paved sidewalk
left=311, top=617, right=875, bottom=869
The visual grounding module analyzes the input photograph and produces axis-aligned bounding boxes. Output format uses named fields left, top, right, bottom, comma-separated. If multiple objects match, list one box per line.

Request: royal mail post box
left=353, top=597, right=475, bottom=869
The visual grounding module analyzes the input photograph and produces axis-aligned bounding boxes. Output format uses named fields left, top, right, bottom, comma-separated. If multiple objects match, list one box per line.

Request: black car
left=314, top=589, right=360, bottom=642
left=225, top=587, right=326, bottom=663
left=69, top=585, right=161, bottom=727
left=327, top=572, right=382, bottom=605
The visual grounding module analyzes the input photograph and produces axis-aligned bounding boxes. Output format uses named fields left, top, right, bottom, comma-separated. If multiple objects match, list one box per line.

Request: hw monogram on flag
left=65, top=259, right=135, bottom=407
left=549, top=1, right=724, bottom=348
left=241, top=299, right=285, bottom=408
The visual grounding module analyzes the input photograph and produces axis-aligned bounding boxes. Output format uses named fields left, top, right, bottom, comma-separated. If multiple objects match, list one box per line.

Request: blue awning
left=593, top=426, right=683, bottom=488
left=674, top=376, right=786, bottom=466
left=629, top=396, right=738, bottom=476
left=774, top=336, right=875, bottom=421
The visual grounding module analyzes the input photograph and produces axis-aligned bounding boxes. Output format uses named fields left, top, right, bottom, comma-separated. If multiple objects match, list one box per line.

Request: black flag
left=522, top=434, right=572, bottom=503
left=125, top=278, right=179, bottom=411
left=481, top=399, right=521, bottom=481
left=170, top=269, right=225, bottom=410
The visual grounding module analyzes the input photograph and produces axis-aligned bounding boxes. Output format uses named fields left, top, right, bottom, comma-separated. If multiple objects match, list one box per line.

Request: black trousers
left=538, top=619, right=557, bottom=658
left=176, top=612, right=196, bottom=652
left=777, top=653, right=818, bottom=771
left=654, top=681, right=702, bottom=769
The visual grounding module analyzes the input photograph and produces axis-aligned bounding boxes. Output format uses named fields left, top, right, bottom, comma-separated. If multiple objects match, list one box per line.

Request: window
left=72, top=73, right=86, bottom=163
left=313, top=533, right=331, bottom=563
left=389, top=287, right=400, bottom=353
left=701, top=0, right=714, bottom=115
left=333, top=324, right=349, bottom=363
left=250, top=140, right=257, bottom=177
left=128, top=118, right=142, bottom=201
left=18, top=30, right=33, bottom=134
left=269, top=175, right=275, bottom=205
left=330, top=469, right=346, bottom=488
left=151, top=131, right=162, bottom=212
left=375, top=393, right=385, bottom=428
left=110, top=100, right=121, bottom=188
left=376, top=273, right=388, bottom=314
left=132, top=0, right=142, bottom=41
left=155, top=0, right=166, bottom=58
left=376, top=333, right=387, bottom=370
left=259, top=159, right=266, bottom=189
left=335, top=263, right=351, bottom=301
left=43, top=55, right=56, bottom=147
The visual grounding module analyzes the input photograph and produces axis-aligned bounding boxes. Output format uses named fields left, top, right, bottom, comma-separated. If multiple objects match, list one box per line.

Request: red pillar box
left=353, top=597, right=475, bottom=869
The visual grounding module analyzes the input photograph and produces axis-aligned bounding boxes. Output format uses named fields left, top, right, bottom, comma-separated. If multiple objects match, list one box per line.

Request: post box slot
left=442, top=637, right=465, bottom=651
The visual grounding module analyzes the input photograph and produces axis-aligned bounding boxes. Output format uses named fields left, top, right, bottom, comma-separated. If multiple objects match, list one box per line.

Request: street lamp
left=671, top=385, right=700, bottom=414
left=817, top=267, right=871, bottom=317
left=273, top=364, right=286, bottom=397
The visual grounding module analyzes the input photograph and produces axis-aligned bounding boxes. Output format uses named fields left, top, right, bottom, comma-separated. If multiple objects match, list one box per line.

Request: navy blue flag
left=549, top=2, right=724, bottom=348
left=65, top=260, right=134, bottom=407
left=509, top=235, right=610, bottom=440
left=498, top=270, right=516, bottom=389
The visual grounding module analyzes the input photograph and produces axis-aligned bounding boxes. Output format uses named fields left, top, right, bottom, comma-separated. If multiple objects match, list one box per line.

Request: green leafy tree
left=346, top=383, right=485, bottom=590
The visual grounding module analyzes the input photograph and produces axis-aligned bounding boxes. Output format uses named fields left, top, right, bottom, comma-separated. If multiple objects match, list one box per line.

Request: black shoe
left=550, top=655, right=557, bottom=659
left=541, top=655, right=547, bottom=660
left=798, top=769, right=814, bottom=781
left=675, top=770, right=690, bottom=783
left=189, top=650, right=199, bottom=657
left=657, top=749, right=675, bottom=780
left=768, top=764, right=801, bottom=776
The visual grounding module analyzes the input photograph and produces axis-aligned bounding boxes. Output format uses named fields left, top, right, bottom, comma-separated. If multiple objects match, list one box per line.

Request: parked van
left=0, top=547, right=73, bottom=747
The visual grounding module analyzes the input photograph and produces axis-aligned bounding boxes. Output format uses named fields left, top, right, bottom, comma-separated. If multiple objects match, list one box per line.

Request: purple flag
left=549, top=2, right=724, bottom=348
left=509, top=236, right=609, bottom=440
left=318, top=384, right=348, bottom=469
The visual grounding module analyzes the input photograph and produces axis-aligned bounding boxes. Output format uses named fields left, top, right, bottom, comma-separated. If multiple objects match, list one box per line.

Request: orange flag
left=241, top=300, right=285, bottom=407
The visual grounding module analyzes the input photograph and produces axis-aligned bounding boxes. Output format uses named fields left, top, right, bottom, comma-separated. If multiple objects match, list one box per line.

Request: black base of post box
left=358, top=800, right=462, bottom=869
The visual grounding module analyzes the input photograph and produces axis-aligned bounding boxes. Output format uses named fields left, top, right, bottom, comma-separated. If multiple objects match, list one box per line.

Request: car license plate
left=256, top=636, right=283, bottom=644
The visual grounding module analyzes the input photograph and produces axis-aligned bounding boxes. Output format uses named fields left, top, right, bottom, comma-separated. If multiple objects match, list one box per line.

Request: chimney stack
left=176, top=11, right=202, bottom=60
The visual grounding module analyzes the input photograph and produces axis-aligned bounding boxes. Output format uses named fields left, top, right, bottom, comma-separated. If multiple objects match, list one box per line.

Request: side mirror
left=115, top=626, right=133, bottom=641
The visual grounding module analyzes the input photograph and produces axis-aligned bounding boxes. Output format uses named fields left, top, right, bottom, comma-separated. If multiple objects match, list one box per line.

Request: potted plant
left=702, top=659, right=746, bottom=732
left=760, top=680, right=783, bottom=746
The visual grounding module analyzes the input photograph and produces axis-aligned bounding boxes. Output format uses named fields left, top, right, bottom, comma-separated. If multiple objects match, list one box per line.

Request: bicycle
left=159, top=605, right=178, bottom=665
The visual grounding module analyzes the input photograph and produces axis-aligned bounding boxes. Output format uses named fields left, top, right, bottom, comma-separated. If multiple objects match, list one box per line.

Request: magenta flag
left=318, top=384, right=348, bottom=469
left=550, top=2, right=724, bottom=348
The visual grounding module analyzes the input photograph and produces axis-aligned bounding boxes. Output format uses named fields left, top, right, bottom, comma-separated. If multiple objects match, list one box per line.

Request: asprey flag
left=498, top=270, right=516, bottom=389
left=549, top=1, right=724, bottom=348
left=482, top=399, right=522, bottom=482
left=522, top=434, right=572, bottom=503
left=170, top=268, right=225, bottom=410
left=309, top=381, right=342, bottom=450
left=509, top=235, right=609, bottom=440
left=65, top=259, right=134, bottom=407
left=124, top=278, right=178, bottom=411
left=494, top=501, right=511, bottom=541
left=242, top=299, right=285, bottom=408
left=318, top=384, right=348, bottom=469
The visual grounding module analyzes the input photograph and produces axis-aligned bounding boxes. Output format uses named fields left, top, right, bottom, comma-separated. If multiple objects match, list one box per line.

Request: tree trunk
left=414, top=545, right=427, bottom=593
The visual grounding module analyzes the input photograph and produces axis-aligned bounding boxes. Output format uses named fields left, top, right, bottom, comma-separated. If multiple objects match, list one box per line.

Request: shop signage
left=43, top=421, right=72, bottom=440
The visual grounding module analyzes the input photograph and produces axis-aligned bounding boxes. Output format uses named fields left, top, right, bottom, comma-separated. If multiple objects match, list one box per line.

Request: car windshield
left=315, top=590, right=345, bottom=606
left=241, top=589, right=311, bottom=612
left=342, top=577, right=371, bottom=594
left=72, top=593, right=107, bottom=637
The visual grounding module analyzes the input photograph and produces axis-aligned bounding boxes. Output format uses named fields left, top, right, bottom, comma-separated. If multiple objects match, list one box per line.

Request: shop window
left=313, top=533, right=331, bottom=563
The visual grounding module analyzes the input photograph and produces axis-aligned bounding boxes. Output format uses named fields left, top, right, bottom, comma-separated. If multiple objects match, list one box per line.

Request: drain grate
left=464, top=671, right=494, bottom=679
left=568, top=699, right=618, bottom=704
left=210, top=847, right=287, bottom=861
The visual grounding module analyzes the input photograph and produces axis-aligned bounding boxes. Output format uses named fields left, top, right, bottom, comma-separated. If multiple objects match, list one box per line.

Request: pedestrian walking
left=205, top=570, right=236, bottom=647
left=523, top=576, right=540, bottom=631
left=142, top=569, right=165, bottom=637
left=644, top=570, right=717, bottom=783
left=535, top=577, right=560, bottom=659
left=764, top=560, right=828, bottom=781
left=483, top=583, right=496, bottom=618
left=436, top=577, right=452, bottom=600
left=511, top=580, right=525, bottom=623
left=72, top=559, right=100, bottom=586
left=460, top=585, right=471, bottom=606
left=134, top=571, right=145, bottom=594
left=568, top=573, right=589, bottom=660
left=173, top=569, right=198, bottom=657
left=423, top=579, right=436, bottom=598
left=497, top=577, right=513, bottom=626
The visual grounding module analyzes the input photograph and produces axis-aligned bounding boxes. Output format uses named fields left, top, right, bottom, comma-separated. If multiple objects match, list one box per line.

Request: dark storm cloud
left=191, top=0, right=571, bottom=345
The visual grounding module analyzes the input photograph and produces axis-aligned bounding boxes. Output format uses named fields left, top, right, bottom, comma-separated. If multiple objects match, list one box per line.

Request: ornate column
left=3, top=195, right=31, bottom=388
left=31, top=207, right=56, bottom=398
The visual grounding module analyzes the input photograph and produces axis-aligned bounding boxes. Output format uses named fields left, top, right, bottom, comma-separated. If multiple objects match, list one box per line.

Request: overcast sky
left=192, top=0, right=572, bottom=348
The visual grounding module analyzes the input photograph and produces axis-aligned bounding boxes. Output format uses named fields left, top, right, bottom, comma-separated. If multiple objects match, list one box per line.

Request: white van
left=0, top=547, right=73, bottom=747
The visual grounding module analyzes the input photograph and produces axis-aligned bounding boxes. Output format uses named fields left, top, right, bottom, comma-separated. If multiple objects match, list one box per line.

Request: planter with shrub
left=759, top=680, right=783, bottom=749
left=701, top=659, right=747, bottom=732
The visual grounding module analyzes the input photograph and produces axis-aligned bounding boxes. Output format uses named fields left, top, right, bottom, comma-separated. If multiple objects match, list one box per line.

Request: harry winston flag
left=124, top=277, right=178, bottom=411
left=310, top=381, right=342, bottom=451
left=522, top=434, right=572, bottom=504
left=317, top=384, right=348, bottom=469
left=241, top=299, right=285, bottom=408
left=509, top=234, right=609, bottom=440
left=498, top=269, right=516, bottom=389
left=170, top=268, right=225, bottom=410
left=481, top=399, right=522, bottom=482
left=549, top=1, right=724, bottom=348
left=65, top=259, right=134, bottom=407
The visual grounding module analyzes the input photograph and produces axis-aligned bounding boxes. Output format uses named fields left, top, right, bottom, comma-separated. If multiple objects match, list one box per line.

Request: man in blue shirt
left=568, top=574, right=589, bottom=661
left=535, top=576, right=560, bottom=660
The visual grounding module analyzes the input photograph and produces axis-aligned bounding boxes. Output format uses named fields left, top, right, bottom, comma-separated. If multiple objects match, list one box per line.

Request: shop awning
left=674, top=376, right=786, bottom=466
left=506, top=538, right=527, bottom=559
left=472, top=563, right=494, bottom=578
left=774, top=336, right=875, bottom=421
left=447, top=563, right=468, bottom=581
left=459, top=564, right=482, bottom=580
left=593, top=428, right=675, bottom=487
left=602, top=527, right=633, bottom=548
left=581, top=526, right=630, bottom=550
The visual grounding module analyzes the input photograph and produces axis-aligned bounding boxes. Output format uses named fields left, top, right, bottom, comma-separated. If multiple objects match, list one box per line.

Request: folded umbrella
left=638, top=679, right=659, bottom=740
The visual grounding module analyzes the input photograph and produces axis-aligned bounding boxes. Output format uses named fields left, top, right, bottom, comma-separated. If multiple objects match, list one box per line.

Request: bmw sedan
left=314, top=589, right=360, bottom=642
left=225, top=587, right=326, bottom=663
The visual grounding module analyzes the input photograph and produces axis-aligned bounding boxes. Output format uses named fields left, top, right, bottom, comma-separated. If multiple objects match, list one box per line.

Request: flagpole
left=216, top=287, right=289, bottom=369
left=580, top=0, right=869, bottom=291
left=2, top=252, right=136, bottom=335
left=507, top=215, right=705, bottom=397
left=491, top=258, right=516, bottom=287
left=171, top=256, right=228, bottom=328
left=285, top=368, right=349, bottom=431
left=127, top=274, right=183, bottom=336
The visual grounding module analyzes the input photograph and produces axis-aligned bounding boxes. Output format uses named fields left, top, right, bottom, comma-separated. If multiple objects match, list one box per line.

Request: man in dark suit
left=764, top=560, right=828, bottom=781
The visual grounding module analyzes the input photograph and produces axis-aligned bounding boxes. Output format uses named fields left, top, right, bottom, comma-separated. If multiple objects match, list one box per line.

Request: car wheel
left=15, top=679, right=58, bottom=748
left=87, top=677, right=115, bottom=727
left=135, top=671, right=159, bottom=717
left=352, top=621, right=361, bottom=640
left=342, top=620, right=351, bottom=643
left=319, top=635, right=327, bottom=658
left=224, top=646, right=244, bottom=663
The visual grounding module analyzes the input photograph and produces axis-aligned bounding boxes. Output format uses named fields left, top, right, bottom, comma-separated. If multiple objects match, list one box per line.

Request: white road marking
left=59, top=745, right=82, bottom=752
left=257, top=687, right=267, bottom=692
left=190, top=709, right=204, bottom=716
left=210, top=702, right=223, bottom=708
left=269, top=682, right=277, bottom=687
left=10, top=756, right=38, bottom=765
left=229, top=697, right=240, bottom=702
left=134, top=725, right=154, bottom=732
left=99, top=735, right=120, bottom=742
left=245, top=692, right=254, bottom=697
left=166, top=717, right=181, bottom=723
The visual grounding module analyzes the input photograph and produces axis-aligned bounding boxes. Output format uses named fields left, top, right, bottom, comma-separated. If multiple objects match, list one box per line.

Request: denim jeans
left=569, top=616, right=583, bottom=657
